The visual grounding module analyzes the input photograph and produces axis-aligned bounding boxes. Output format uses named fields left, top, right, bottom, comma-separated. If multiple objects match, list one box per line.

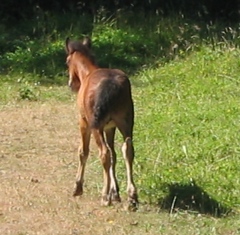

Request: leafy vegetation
left=0, top=9, right=240, bottom=226
left=1, top=10, right=239, bottom=81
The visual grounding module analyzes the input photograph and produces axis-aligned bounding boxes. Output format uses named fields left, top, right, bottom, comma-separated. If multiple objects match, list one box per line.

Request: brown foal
left=65, top=37, right=138, bottom=208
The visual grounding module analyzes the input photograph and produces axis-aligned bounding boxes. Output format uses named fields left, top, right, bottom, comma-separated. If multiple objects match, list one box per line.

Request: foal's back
left=84, top=68, right=134, bottom=130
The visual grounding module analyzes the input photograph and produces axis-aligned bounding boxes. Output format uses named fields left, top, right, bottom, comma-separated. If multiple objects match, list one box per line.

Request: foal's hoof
left=126, top=198, right=139, bottom=212
left=101, top=195, right=111, bottom=206
left=111, top=193, right=121, bottom=203
left=73, top=184, right=83, bottom=197
left=101, top=200, right=111, bottom=207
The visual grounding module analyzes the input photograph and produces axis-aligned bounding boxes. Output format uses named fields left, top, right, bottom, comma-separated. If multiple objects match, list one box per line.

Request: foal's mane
left=66, top=37, right=96, bottom=65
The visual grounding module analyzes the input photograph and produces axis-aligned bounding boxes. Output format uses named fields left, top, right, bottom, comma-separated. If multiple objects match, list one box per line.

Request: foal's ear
left=82, top=36, right=91, bottom=49
left=65, top=37, right=71, bottom=54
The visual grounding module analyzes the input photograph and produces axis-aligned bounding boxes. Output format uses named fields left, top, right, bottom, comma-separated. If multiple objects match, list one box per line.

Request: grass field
left=1, top=10, right=240, bottom=235
left=0, top=92, right=239, bottom=235
left=133, top=47, right=240, bottom=210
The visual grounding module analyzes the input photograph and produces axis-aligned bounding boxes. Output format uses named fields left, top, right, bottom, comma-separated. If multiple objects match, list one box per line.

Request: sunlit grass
left=131, top=46, right=240, bottom=213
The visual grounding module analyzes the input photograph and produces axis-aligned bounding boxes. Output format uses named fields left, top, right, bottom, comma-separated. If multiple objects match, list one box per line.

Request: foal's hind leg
left=116, top=120, right=138, bottom=209
left=105, top=128, right=121, bottom=202
left=73, top=118, right=91, bottom=196
left=92, top=129, right=112, bottom=206
left=122, top=137, right=138, bottom=208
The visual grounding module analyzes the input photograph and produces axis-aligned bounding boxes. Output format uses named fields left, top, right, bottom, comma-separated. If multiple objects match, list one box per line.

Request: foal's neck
left=76, top=56, right=98, bottom=82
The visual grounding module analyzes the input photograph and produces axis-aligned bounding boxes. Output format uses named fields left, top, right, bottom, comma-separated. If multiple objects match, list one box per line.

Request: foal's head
left=65, top=37, right=95, bottom=92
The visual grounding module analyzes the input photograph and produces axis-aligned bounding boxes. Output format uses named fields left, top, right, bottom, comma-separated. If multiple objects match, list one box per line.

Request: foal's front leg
left=73, top=118, right=91, bottom=196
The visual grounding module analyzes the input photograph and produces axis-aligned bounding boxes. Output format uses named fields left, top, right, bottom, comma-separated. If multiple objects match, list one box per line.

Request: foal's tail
left=91, top=75, right=129, bottom=129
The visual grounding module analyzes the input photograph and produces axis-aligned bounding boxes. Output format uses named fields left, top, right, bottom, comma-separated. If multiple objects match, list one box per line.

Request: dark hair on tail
left=91, top=78, right=124, bottom=128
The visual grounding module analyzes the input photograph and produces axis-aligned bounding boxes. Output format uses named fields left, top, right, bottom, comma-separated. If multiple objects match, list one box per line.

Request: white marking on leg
left=122, top=138, right=137, bottom=199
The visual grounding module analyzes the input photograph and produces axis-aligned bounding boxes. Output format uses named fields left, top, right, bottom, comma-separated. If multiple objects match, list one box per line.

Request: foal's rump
left=89, top=68, right=133, bottom=129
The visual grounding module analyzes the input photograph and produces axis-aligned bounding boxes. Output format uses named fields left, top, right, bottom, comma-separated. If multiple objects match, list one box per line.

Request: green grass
left=1, top=10, right=240, bottom=232
left=132, top=47, right=240, bottom=214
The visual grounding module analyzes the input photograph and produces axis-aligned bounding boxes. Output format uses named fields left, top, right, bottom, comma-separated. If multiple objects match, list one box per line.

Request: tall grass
left=1, top=10, right=239, bottom=81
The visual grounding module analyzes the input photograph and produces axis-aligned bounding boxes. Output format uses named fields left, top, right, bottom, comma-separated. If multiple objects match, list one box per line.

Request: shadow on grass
left=158, top=181, right=231, bottom=218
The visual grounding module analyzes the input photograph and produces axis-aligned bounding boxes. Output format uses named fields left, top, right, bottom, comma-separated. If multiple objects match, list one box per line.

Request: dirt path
left=0, top=102, right=162, bottom=235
